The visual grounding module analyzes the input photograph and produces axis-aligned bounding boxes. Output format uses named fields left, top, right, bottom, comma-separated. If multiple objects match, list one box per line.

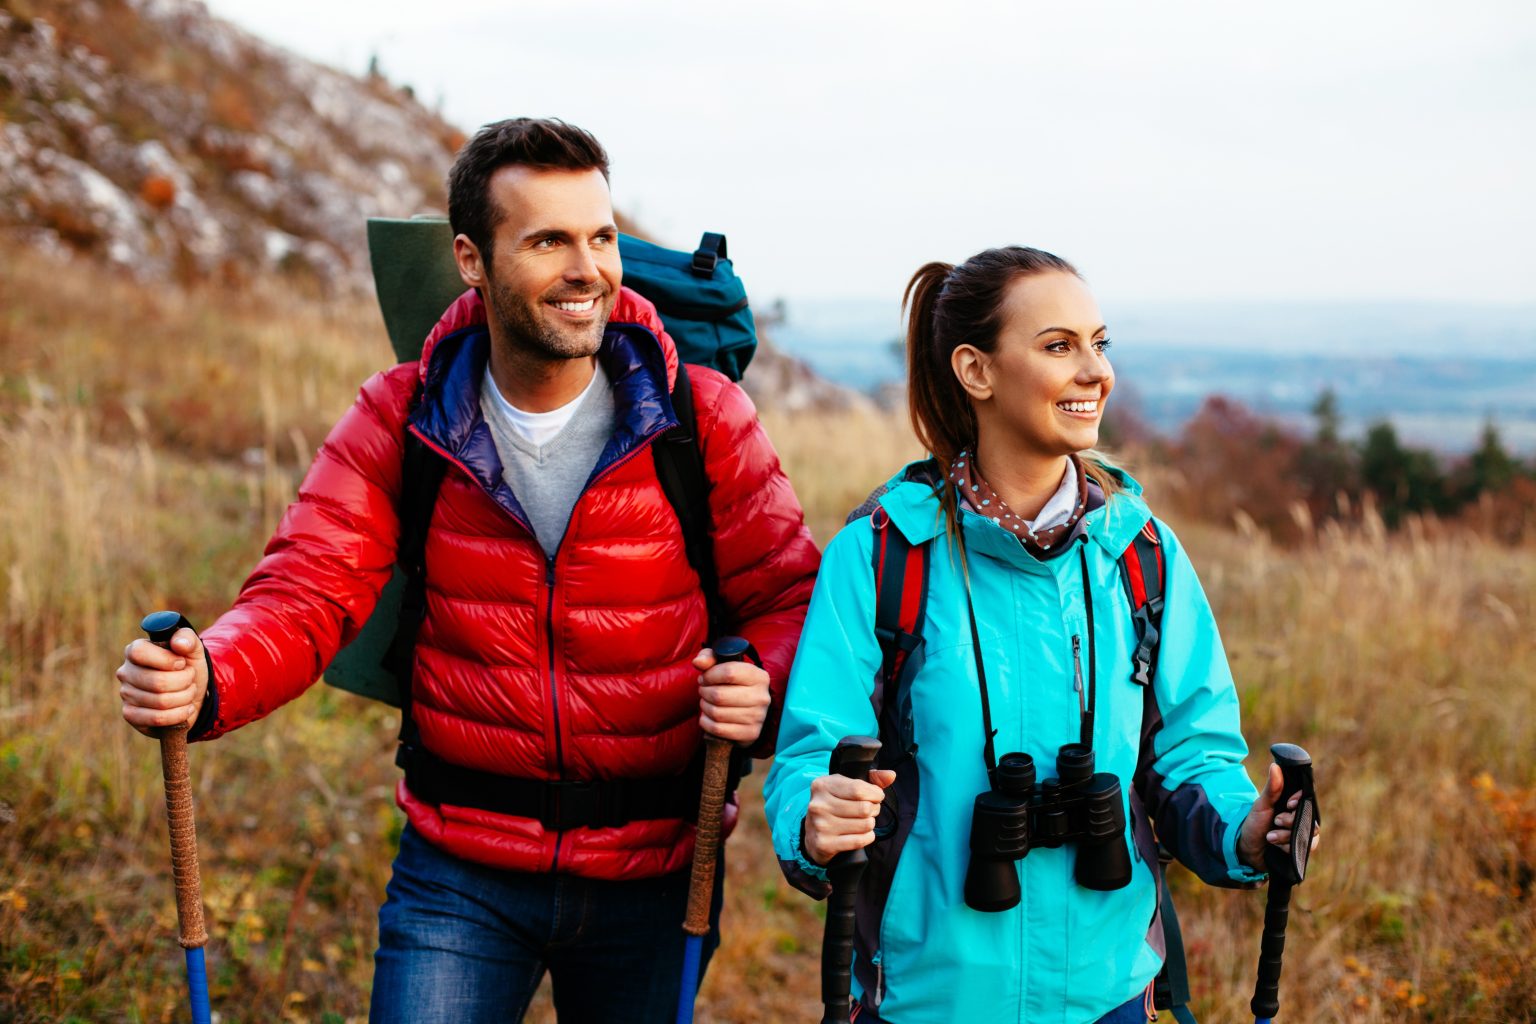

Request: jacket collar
left=408, top=321, right=678, bottom=530
left=877, top=457, right=1153, bottom=571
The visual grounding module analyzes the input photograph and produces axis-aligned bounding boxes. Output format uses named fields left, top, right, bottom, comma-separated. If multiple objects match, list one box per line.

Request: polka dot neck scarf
left=947, top=451, right=1089, bottom=558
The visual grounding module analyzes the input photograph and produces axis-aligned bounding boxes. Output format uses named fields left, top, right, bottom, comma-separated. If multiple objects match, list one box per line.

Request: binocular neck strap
left=957, top=527, right=1001, bottom=779
left=957, top=523, right=1102, bottom=784
left=1077, top=543, right=1098, bottom=750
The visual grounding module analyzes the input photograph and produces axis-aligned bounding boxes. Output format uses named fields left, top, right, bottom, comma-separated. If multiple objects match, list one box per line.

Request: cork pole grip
left=143, top=611, right=208, bottom=950
left=684, top=737, right=733, bottom=936
left=156, top=725, right=208, bottom=948
left=682, top=636, right=755, bottom=938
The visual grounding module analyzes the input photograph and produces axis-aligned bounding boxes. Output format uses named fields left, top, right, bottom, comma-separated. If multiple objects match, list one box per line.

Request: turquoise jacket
left=764, top=462, right=1264, bottom=1024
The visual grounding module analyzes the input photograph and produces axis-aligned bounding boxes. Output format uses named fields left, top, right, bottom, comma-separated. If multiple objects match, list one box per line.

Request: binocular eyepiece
left=964, top=744, right=1133, bottom=912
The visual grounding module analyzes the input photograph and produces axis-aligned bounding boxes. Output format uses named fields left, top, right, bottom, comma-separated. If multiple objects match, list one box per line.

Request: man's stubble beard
left=489, top=276, right=610, bottom=361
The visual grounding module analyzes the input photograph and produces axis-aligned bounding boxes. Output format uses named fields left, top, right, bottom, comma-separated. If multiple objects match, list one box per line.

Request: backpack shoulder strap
left=651, top=361, right=726, bottom=637
left=1118, top=520, right=1196, bottom=1015
left=1119, top=520, right=1166, bottom=687
left=871, top=507, right=927, bottom=698
left=868, top=506, right=928, bottom=765
left=386, top=382, right=450, bottom=754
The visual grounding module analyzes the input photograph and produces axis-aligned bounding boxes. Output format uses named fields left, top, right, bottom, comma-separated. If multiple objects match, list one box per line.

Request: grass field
left=1, top=251, right=1532, bottom=1022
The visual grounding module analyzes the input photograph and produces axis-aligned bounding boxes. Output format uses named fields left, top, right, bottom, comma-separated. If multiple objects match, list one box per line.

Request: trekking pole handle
left=1264, top=743, right=1318, bottom=885
left=142, top=611, right=209, bottom=951
left=1251, top=742, right=1317, bottom=1021
left=821, top=735, right=882, bottom=1024
left=682, top=636, right=757, bottom=937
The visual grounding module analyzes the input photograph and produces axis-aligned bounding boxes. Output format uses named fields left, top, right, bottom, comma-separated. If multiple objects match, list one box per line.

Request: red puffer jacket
left=195, top=287, right=820, bottom=879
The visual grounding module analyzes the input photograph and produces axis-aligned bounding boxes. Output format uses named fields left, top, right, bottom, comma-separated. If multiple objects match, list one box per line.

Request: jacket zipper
left=1071, top=635, right=1086, bottom=725
left=412, top=413, right=678, bottom=870
left=872, top=950, right=884, bottom=1006
left=539, top=425, right=675, bottom=870
left=545, top=555, right=564, bottom=869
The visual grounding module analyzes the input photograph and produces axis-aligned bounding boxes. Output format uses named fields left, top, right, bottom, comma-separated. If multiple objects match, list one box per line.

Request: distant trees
left=1294, top=388, right=1358, bottom=519
left=1163, top=389, right=1534, bottom=542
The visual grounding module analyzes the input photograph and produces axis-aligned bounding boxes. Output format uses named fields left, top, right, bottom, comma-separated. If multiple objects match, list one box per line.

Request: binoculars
left=965, top=743, right=1133, bottom=912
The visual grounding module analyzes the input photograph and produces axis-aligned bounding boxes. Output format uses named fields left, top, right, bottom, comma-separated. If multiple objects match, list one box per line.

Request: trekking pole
left=1251, top=743, right=1319, bottom=1024
left=141, top=611, right=212, bottom=1024
left=676, top=636, right=758, bottom=1024
left=821, top=735, right=882, bottom=1024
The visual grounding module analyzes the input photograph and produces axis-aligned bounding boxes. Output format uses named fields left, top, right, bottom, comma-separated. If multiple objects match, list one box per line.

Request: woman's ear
left=951, top=344, right=994, bottom=402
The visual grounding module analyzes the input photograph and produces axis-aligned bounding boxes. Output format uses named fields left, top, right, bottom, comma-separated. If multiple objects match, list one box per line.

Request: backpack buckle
left=540, top=780, right=621, bottom=831
left=690, top=232, right=728, bottom=277
left=1130, top=606, right=1159, bottom=686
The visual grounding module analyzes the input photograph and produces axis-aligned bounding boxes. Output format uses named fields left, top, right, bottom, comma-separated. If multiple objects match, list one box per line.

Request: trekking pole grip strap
left=142, top=611, right=209, bottom=950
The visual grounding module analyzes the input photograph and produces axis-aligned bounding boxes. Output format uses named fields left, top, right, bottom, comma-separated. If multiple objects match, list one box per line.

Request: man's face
left=456, top=165, right=622, bottom=360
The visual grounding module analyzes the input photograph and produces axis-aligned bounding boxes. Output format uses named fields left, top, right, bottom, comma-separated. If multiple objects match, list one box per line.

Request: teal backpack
left=323, top=217, right=758, bottom=710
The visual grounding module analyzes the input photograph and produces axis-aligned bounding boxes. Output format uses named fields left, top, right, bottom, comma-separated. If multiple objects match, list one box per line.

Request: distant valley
left=770, top=298, right=1536, bottom=453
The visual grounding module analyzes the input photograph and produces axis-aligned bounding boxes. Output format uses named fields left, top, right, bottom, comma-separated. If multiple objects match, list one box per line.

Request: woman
left=764, top=247, right=1318, bottom=1023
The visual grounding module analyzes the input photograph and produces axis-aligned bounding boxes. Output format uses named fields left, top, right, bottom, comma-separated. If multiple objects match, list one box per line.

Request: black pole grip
left=1264, top=743, right=1318, bottom=886
left=1251, top=742, right=1317, bottom=1020
left=1250, top=877, right=1293, bottom=1019
left=820, top=735, right=881, bottom=1024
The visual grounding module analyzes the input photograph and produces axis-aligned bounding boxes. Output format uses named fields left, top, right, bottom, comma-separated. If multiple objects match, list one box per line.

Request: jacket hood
left=417, top=286, right=680, bottom=391
left=877, top=457, right=1152, bottom=570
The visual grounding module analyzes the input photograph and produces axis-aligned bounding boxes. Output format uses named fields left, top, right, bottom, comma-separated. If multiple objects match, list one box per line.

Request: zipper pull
left=1071, top=634, right=1086, bottom=720
left=545, top=556, right=556, bottom=587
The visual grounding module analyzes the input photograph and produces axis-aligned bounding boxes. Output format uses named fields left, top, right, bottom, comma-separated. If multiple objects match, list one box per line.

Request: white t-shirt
left=481, top=363, right=603, bottom=448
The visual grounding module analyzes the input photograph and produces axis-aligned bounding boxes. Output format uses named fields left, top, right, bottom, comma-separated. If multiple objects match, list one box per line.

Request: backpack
left=851, top=473, right=1198, bottom=1022
left=322, top=219, right=755, bottom=829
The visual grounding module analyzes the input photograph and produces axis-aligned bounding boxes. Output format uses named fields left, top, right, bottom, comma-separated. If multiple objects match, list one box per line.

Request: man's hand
left=1238, top=762, right=1323, bottom=871
left=117, top=627, right=209, bottom=736
left=693, top=646, right=772, bottom=747
left=803, top=770, right=897, bottom=866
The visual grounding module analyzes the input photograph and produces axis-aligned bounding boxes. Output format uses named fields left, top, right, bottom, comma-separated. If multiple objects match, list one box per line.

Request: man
left=115, top=118, right=820, bottom=1022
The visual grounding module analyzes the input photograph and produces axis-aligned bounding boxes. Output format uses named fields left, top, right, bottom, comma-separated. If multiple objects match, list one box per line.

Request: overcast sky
left=205, top=0, right=1534, bottom=308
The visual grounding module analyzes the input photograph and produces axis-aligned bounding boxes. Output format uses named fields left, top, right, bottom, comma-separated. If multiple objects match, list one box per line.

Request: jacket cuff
left=775, top=802, right=832, bottom=898
left=1223, top=811, right=1268, bottom=886
left=793, top=816, right=831, bottom=884
left=186, top=647, right=220, bottom=742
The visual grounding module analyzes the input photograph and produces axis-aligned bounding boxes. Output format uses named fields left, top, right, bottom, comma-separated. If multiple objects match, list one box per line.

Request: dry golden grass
left=1, top=249, right=1532, bottom=1022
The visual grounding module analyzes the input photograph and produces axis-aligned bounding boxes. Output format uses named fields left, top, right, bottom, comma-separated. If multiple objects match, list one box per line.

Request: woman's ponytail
left=904, top=261, right=972, bottom=475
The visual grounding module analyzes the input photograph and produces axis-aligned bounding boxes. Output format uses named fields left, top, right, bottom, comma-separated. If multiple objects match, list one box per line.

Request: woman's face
left=954, top=270, right=1114, bottom=460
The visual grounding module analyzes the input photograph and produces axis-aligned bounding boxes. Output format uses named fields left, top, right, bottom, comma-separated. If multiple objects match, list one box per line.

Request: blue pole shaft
left=185, top=946, right=211, bottom=1024
left=675, top=936, right=704, bottom=1024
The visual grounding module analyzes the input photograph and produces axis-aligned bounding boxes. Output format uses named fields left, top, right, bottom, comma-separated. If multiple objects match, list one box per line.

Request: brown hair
left=903, top=246, right=1122, bottom=525
left=447, top=118, right=610, bottom=269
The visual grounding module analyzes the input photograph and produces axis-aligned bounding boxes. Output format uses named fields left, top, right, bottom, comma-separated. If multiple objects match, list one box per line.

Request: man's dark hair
left=447, top=118, right=610, bottom=267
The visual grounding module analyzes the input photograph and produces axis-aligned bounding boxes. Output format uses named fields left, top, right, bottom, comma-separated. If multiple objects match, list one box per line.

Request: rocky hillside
left=0, top=0, right=866, bottom=410
left=1, top=0, right=463, bottom=289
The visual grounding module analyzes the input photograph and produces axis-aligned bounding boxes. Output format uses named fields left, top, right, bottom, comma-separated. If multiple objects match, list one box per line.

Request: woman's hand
left=1238, top=763, right=1322, bottom=871
left=802, top=769, right=897, bottom=866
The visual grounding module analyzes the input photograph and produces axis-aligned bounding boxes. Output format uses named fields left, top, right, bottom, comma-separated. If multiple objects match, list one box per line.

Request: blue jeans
left=1095, top=991, right=1152, bottom=1023
left=369, top=825, right=722, bottom=1023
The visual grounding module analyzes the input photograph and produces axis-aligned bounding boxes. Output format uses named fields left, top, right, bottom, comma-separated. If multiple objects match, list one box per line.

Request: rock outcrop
left=1, top=0, right=462, bottom=289
left=0, top=0, right=866, bottom=410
